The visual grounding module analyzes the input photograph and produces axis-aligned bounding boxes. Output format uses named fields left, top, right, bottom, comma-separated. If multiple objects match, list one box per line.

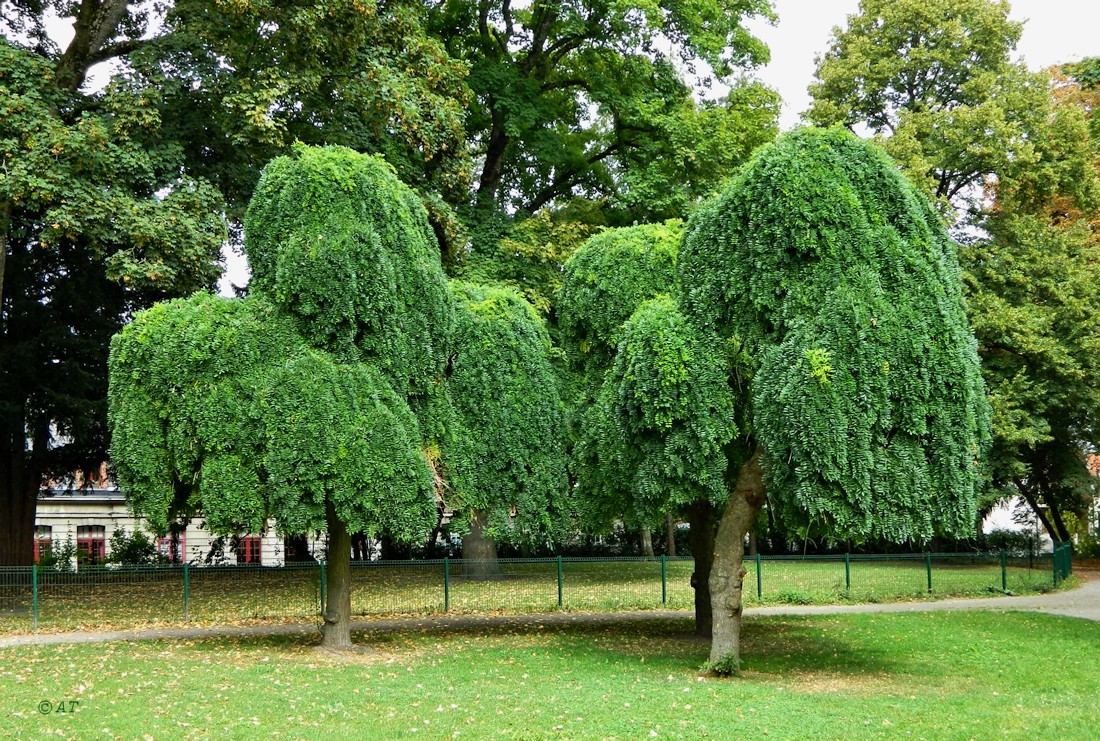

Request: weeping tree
left=585, top=296, right=746, bottom=635
left=109, top=146, right=452, bottom=648
left=443, top=282, right=570, bottom=575
left=672, top=127, right=990, bottom=673
left=557, top=220, right=732, bottom=634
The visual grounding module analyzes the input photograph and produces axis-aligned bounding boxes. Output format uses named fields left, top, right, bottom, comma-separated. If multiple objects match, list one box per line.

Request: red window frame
left=157, top=533, right=186, bottom=563
left=236, top=536, right=262, bottom=564
left=33, top=526, right=52, bottom=563
left=77, top=525, right=106, bottom=564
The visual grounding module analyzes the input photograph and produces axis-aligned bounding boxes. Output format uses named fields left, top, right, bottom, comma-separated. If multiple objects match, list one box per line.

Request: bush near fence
left=0, top=545, right=1073, bottom=633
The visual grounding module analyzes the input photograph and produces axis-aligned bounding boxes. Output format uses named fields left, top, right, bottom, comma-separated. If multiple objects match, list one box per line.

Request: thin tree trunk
left=665, top=513, right=676, bottom=557
left=322, top=500, right=353, bottom=648
left=708, top=447, right=766, bottom=675
left=463, top=509, right=500, bottom=578
left=640, top=526, right=654, bottom=558
left=1045, top=497, right=1073, bottom=543
left=476, top=109, right=509, bottom=209
left=0, top=201, right=10, bottom=313
left=686, top=499, right=718, bottom=638
left=1017, top=482, right=1058, bottom=544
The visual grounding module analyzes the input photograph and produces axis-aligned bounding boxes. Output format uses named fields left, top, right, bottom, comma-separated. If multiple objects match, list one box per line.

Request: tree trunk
left=476, top=108, right=509, bottom=210
left=640, top=526, right=654, bottom=558
left=0, top=201, right=10, bottom=312
left=322, top=500, right=353, bottom=648
left=1045, top=498, right=1073, bottom=543
left=708, top=447, right=766, bottom=675
left=462, top=509, right=500, bottom=578
left=1017, top=482, right=1059, bottom=544
left=0, top=408, right=42, bottom=567
left=686, top=499, right=718, bottom=637
left=665, top=512, right=676, bottom=557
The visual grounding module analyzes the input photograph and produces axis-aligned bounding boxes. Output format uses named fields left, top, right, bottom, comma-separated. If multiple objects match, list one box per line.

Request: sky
left=749, top=0, right=1100, bottom=131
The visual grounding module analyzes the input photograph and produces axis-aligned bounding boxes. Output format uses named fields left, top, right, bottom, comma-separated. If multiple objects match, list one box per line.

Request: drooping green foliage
left=557, top=221, right=683, bottom=376
left=244, top=145, right=453, bottom=393
left=577, top=297, right=739, bottom=526
left=443, top=282, right=569, bottom=544
left=109, top=148, right=444, bottom=541
left=678, top=127, right=990, bottom=542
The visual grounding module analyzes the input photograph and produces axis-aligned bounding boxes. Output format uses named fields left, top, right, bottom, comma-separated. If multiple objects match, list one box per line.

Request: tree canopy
left=806, top=0, right=1100, bottom=544
left=428, top=0, right=779, bottom=229
left=806, top=0, right=1048, bottom=220
left=444, top=281, right=570, bottom=553
left=679, top=127, right=990, bottom=543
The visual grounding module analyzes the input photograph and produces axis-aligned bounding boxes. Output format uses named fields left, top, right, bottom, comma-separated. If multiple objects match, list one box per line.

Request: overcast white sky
left=749, top=0, right=1100, bottom=130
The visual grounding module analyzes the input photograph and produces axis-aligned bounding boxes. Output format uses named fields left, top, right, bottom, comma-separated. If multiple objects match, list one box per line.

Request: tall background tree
left=0, top=32, right=225, bottom=566
left=806, top=0, right=1100, bottom=542
left=1, top=0, right=473, bottom=565
left=431, top=0, right=781, bottom=294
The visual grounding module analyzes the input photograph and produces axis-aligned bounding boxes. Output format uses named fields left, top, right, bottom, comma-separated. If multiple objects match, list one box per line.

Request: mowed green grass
left=0, top=557, right=1058, bottom=633
left=1, top=611, right=1096, bottom=739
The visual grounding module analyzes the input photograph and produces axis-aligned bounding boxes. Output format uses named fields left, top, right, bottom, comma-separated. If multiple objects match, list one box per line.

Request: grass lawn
left=1, top=610, right=1096, bottom=739
left=0, top=556, right=1059, bottom=634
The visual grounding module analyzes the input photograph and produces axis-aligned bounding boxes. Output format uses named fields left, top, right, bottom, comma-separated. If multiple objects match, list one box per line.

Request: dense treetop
left=244, top=145, right=454, bottom=393
left=556, top=221, right=683, bottom=375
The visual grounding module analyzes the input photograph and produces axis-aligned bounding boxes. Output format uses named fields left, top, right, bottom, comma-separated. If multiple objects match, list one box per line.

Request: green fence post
left=661, top=555, right=667, bottom=605
left=844, top=552, right=851, bottom=592
left=926, top=552, right=933, bottom=593
left=557, top=556, right=563, bottom=608
left=1053, top=545, right=1061, bottom=587
left=320, top=560, right=327, bottom=615
left=1000, top=550, right=1007, bottom=593
left=444, top=557, right=450, bottom=612
left=756, top=553, right=762, bottom=600
left=32, top=564, right=38, bottom=631
left=183, top=562, right=190, bottom=621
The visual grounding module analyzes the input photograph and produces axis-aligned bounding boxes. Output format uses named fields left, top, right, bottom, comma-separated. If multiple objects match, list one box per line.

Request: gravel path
left=3, top=569, right=1097, bottom=649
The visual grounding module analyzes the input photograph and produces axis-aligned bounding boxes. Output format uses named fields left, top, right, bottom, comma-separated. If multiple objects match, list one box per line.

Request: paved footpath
left=3, top=569, right=1097, bottom=649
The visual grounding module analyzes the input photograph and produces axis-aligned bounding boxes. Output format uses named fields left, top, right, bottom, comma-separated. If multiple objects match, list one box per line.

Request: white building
left=35, top=486, right=286, bottom=567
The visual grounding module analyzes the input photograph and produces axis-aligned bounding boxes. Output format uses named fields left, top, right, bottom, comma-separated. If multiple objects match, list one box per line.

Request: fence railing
left=0, top=548, right=1072, bottom=633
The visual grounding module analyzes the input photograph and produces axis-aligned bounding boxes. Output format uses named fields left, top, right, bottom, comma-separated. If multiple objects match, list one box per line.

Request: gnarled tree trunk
left=686, top=499, right=718, bottom=637
left=708, top=447, right=766, bottom=674
left=462, top=509, right=500, bottom=578
left=322, top=500, right=353, bottom=648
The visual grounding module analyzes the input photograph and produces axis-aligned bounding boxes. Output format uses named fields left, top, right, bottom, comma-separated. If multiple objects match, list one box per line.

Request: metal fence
left=0, top=546, right=1072, bottom=632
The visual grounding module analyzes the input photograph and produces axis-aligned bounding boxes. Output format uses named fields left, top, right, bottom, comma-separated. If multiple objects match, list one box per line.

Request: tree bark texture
left=708, top=447, right=766, bottom=674
left=322, top=500, right=353, bottom=648
left=686, top=499, right=718, bottom=638
left=0, top=407, right=47, bottom=567
left=640, top=526, right=654, bottom=558
left=462, top=509, right=501, bottom=577
left=665, top=512, right=676, bottom=557
left=0, top=201, right=10, bottom=313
